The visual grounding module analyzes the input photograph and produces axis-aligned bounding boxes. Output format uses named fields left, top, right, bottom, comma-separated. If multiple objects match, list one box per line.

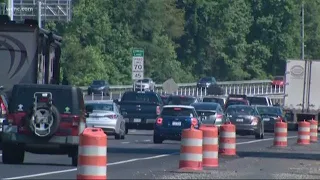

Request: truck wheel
left=153, top=135, right=163, bottom=144
left=2, top=143, right=25, bottom=164
left=71, top=155, right=78, bottom=166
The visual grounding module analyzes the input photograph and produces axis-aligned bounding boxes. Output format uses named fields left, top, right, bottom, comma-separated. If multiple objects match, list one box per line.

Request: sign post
left=132, top=49, right=144, bottom=91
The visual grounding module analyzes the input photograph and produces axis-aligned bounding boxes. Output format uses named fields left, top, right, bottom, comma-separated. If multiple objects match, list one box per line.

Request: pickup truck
left=117, top=91, right=163, bottom=134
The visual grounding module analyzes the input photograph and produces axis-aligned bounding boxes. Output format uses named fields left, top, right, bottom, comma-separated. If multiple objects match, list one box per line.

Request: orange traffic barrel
left=309, top=119, right=318, bottom=142
left=200, top=125, right=219, bottom=167
left=219, top=122, right=236, bottom=156
left=274, top=119, right=287, bottom=147
left=77, top=128, right=107, bottom=180
left=297, top=120, right=310, bottom=145
left=179, top=127, right=203, bottom=171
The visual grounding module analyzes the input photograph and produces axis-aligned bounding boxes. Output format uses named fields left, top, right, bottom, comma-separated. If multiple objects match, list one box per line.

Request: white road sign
left=132, top=49, right=144, bottom=80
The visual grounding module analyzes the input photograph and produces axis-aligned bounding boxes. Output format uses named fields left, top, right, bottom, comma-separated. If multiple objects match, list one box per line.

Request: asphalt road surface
left=1, top=130, right=317, bottom=179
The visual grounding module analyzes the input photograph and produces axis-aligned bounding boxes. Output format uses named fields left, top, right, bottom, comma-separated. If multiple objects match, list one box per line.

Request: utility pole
left=301, top=2, right=307, bottom=112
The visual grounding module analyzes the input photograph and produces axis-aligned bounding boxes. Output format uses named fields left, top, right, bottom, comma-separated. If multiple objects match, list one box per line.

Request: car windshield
left=226, top=100, right=247, bottom=107
left=92, top=80, right=105, bottom=85
left=227, top=106, right=255, bottom=116
left=274, top=76, right=283, bottom=81
left=200, top=77, right=212, bottom=82
left=257, top=107, right=282, bottom=116
left=192, top=103, right=219, bottom=111
left=85, top=103, right=113, bottom=113
left=247, top=97, right=268, bottom=105
left=167, top=96, right=196, bottom=105
left=136, top=79, right=150, bottom=83
left=161, top=107, right=195, bottom=117
left=121, top=92, right=159, bottom=103
left=203, top=98, right=224, bottom=106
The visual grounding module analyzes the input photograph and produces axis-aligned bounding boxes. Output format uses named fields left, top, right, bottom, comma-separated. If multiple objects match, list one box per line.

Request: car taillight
left=72, top=115, right=81, bottom=126
left=156, top=106, right=161, bottom=115
left=105, top=114, right=117, bottom=119
left=191, top=118, right=198, bottom=127
left=251, top=117, right=258, bottom=125
left=156, top=117, right=163, bottom=125
left=0, top=102, right=6, bottom=115
left=216, top=114, right=223, bottom=119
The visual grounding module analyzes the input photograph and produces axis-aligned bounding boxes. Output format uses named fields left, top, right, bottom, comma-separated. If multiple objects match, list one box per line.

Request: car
left=1, top=84, right=85, bottom=165
left=167, top=95, right=200, bottom=105
left=133, top=78, right=155, bottom=92
left=247, top=96, right=273, bottom=106
left=202, top=95, right=227, bottom=108
left=87, top=80, right=110, bottom=95
left=271, top=76, right=284, bottom=88
left=191, top=102, right=227, bottom=129
left=153, top=105, right=200, bottom=144
left=118, top=91, right=163, bottom=133
left=85, top=100, right=126, bottom=139
left=225, top=105, right=264, bottom=139
left=255, top=105, right=285, bottom=132
left=197, top=77, right=217, bottom=90
left=224, top=94, right=250, bottom=110
left=0, top=87, right=8, bottom=136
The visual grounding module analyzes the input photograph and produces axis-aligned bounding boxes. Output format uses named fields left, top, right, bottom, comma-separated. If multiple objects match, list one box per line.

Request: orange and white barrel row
left=219, top=122, right=236, bottom=156
left=77, top=128, right=107, bottom=180
left=297, top=120, right=310, bottom=145
left=309, top=119, right=318, bottom=142
left=179, top=128, right=203, bottom=171
left=200, top=126, right=219, bottom=167
left=273, top=120, right=287, bottom=147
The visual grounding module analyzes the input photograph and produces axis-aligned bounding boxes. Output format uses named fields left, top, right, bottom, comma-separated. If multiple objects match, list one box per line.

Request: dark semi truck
left=0, top=15, right=62, bottom=95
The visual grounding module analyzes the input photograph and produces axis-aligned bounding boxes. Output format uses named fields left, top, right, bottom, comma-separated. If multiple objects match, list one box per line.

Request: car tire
left=121, top=123, right=126, bottom=139
left=2, top=143, right=25, bottom=164
left=125, top=126, right=129, bottom=134
left=71, top=155, right=78, bottom=167
left=153, top=135, right=163, bottom=144
left=255, top=125, right=264, bottom=139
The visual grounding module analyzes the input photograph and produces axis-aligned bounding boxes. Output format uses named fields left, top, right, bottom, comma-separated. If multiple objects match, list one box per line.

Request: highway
left=2, top=130, right=320, bottom=179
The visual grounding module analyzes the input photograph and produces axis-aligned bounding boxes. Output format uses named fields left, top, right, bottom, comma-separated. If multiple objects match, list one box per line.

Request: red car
left=271, top=76, right=284, bottom=87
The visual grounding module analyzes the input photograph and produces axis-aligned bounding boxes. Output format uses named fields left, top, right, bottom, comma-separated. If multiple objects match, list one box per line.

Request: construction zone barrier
left=77, top=128, right=107, bottom=180
left=200, top=125, right=219, bottom=167
left=309, top=119, right=318, bottom=143
left=219, top=122, right=236, bottom=156
left=274, top=119, right=287, bottom=147
left=179, top=127, right=203, bottom=171
left=297, top=120, right=310, bottom=145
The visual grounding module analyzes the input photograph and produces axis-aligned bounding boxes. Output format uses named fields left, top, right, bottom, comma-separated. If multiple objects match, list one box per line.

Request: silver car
left=85, top=100, right=126, bottom=139
left=133, top=78, right=155, bottom=91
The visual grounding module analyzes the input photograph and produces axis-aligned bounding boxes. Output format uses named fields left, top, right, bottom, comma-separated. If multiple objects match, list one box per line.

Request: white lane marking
left=121, top=142, right=130, bottom=144
left=143, top=140, right=151, bottom=142
left=2, top=135, right=299, bottom=179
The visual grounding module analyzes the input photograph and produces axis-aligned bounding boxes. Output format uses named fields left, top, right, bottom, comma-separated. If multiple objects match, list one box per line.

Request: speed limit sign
left=132, top=49, right=144, bottom=80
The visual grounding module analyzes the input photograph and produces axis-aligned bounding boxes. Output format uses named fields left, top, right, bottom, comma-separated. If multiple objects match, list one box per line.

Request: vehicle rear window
left=225, top=100, right=247, bottom=107
left=226, top=106, right=255, bottom=116
left=257, top=107, right=282, bottom=115
left=121, top=92, right=159, bottom=103
left=167, top=96, right=196, bottom=105
left=274, top=77, right=283, bottom=81
left=93, top=80, right=105, bottom=85
left=247, top=97, right=268, bottom=105
left=85, top=103, right=113, bottom=113
left=193, top=103, right=219, bottom=111
left=137, top=79, right=150, bottom=83
left=161, top=107, right=196, bottom=117
left=9, top=87, right=74, bottom=114
left=203, top=98, right=224, bottom=106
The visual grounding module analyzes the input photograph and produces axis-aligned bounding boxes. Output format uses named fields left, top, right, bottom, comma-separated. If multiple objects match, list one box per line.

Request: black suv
left=1, top=84, right=86, bottom=166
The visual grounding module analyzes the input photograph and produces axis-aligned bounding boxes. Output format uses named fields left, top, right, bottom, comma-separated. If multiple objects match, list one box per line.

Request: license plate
left=236, top=118, right=243, bottom=122
left=172, top=121, right=181, bottom=126
left=133, top=118, right=141, bottom=123
left=263, top=118, right=270, bottom=121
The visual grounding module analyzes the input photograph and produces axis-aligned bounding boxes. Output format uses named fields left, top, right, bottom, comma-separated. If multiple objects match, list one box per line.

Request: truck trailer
left=0, top=15, right=61, bottom=95
left=283, top=59, right=320, bottom=130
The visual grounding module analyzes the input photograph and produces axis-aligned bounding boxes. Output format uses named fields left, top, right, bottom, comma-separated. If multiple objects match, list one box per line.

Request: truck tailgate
left=120, top=101, right=158, bottom=120
left=308, top=60, right=320, bottom=112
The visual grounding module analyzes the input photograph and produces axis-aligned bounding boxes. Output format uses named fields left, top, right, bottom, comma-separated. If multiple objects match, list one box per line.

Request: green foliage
left=49, top=0, right=320, bottom=85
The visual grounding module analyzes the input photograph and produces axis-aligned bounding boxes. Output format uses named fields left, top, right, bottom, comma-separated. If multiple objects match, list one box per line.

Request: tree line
left=44, top=0, right=320, bottom=85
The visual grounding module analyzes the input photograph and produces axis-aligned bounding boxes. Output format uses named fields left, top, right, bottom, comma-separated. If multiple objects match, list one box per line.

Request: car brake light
left=39, top=97, right=49, bottom=102
left=1, top=102, right=6, bottom=115
left=156, top=117, right=163, bottom=125
left=174, top=107, right=181, bottom=111
left=216, top=114, right=223, bottom=119
left=156, top=106, right=161, bottom=115
left=191, top=117, right=198, bottom=127
left=251, top=117, right=258, bottom=125
left=105, top=114, right=117, bottom=119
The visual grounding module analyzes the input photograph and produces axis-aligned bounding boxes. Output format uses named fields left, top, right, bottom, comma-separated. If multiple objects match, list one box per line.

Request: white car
left=133, top=78, right=155, bottom=91
left=85, top=100, right=126, bottom=139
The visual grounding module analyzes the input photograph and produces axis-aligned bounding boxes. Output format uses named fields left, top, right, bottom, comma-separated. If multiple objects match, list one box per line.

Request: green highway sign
left=132, top=49, right=144, bottom=57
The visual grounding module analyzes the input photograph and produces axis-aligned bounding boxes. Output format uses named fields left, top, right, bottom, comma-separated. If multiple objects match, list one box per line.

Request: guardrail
left=80, top=79, right=272, bottom=92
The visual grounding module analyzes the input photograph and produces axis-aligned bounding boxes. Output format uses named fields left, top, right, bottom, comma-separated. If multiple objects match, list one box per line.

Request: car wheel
left=255, top=125, right=264, bottom=139
left=153, top=135, right=163, bottom=144
left=121, top=123, right=126, bottom=139
left=125, top=126, right=129, bottom=134
left=71, top=155, right=78, bottom=166
left=115, top=133, right=121, bottom=140
left=2, top=143, right=25, bottom=164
